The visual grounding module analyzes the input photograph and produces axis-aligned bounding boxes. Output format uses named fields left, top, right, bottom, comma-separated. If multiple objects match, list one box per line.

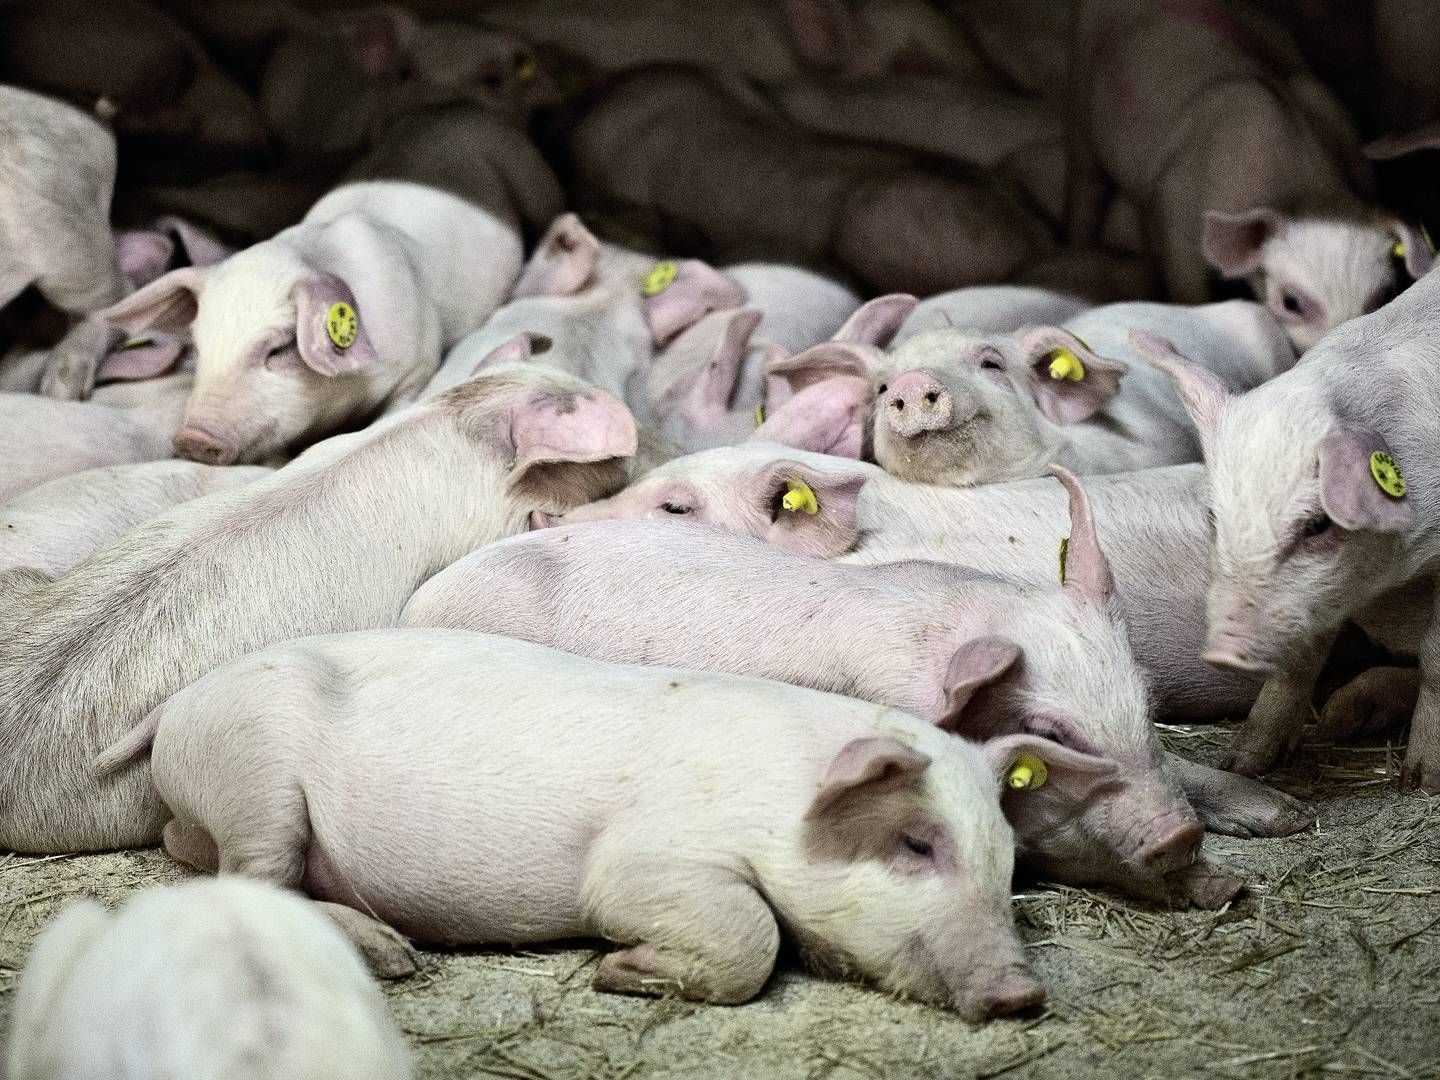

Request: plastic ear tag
left=781, top=478, right=818, bottom=515
left=642, top=261, right=678, bottom=297
left=1394, top=241, right=1407, bottom=259
left=1048, top=347, right=1085, bottom=382
left=1006, top=753, right=1048, bottom=791
left=754, top=404, right=766, bottom=427
left=514, top=54, right=537, bottom=82
left=325, top=302, right=358, bottom=350
left=1058, top=536, right=1069, bottom=585
left=1370, top=451, right=1406, bottom=498
left=119, top=336, right=155, bottom=351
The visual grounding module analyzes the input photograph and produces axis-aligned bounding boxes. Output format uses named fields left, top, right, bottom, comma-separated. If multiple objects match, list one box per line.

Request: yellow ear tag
left=754, top=404, right=766, bottom=427
left=1058, top=536, right=1069, bottom=585
left=119, top=336, right=155, bottom=351
left=642, top=261, right=678, bottom=297
left=1394, top=241, right=1407, bottom=259
left=1370, top=451, right=1407, bottom=498
left=325, top=302, right=358, bottom=350
left=1048, top=348, right=1085, bottom=382
left=514, top=55, right=538, bottom=83
left=1006, top=753, right=1048, bottom=791
left=782, top=478, right=818, bottom=515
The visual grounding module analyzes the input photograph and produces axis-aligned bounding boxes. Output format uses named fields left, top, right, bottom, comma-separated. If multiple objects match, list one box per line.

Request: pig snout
left=173, top=425, right=240, bottom=467
left=1202, top=630, right=1279, bottom=677
left=883, top=370, right=955, bottom=438
left=1133, top=817, right=1205, bottom=876
left=970, top=965, right=1046, bottom=1020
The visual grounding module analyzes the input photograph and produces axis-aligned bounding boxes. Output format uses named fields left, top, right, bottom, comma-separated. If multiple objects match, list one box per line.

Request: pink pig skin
left=404, top=487, right=1245, bottom=908
left=0, top=365, right=635, bottom=854
left=98, top=627, right=1056, bottom=1020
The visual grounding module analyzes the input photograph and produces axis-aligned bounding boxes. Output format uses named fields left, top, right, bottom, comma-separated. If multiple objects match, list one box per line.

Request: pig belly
left=300, top=822, right=590, bottom=947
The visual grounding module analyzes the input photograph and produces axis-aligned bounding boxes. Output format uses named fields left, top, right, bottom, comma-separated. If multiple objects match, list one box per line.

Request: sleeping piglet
left=6, top=878, right=411, bottom=1080
left=96, top=627, right=1058, bottom=1020
left=405, top=473, right=1243, bottom=907
left=0, top=362, right=635, bottom=854
left=98, top=180, right=522, bottom=464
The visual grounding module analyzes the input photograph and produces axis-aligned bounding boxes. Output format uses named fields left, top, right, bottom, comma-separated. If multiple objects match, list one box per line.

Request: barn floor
left=2, top=725, right=1437, bottom=1080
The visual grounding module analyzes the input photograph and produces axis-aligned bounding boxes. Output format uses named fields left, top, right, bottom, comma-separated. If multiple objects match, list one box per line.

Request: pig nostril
left=892, top=399, right=905, bottom=411
left=924, top=391, right=939, bottom=405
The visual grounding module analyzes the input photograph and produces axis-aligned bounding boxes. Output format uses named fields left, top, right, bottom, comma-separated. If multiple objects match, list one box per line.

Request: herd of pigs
left=3, top=0, right=1440, bottom=1075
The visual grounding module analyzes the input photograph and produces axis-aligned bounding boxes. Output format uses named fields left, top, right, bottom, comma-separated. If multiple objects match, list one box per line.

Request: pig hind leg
left=1225, top=629, right=1338, bottom=777
left=1317, top=667, right=1422, bottom=742
left=585, top=857, right=781, bottom=1005
left=163, top=819, right=220, bottom=871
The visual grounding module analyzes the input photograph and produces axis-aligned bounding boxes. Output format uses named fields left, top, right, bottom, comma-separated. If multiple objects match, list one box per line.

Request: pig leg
left=1317, top=667, right=1422, bottom=742
left=312, top=902, right=419, bottom=980
left=1224, top=629, right=1338, bottom=777
left=1166, top=755, right=1314, bottom=839
left=162, top=819, right=219, bottom=871
left=586, top=860, right=780, bottom=1005
left=1401, top=606, right=1440, bottom=792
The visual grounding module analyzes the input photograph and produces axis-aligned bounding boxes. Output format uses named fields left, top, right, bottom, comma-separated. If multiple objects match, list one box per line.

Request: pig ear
left=685, top=310, right=762, bottom=414
left=508, top=387, right=639, bottom=481
left=786, top=0, right=863, bottom=71
left=753, top=375, right=869, bottom=458
left=1051, top=465, right=1115, bottom=606
left=1318, top=424, right=1415, bottom=534
left=939, top=636, right=1023, bottom=732
left=1202, top=207, right=1285, bottom=278
left=753, top=459, right=865, bottom=557
left=832, top=294, right=918, bottom=347
left=1390, top=221, right=1436, bottom=279
left=1130, top=330, right=1230, bottom=453
left=767, top=341, right=887, bottom=391
left=154, top=215, right=233, bottom=268
left=1016, top=326, right=1126, bottom=425
left=100, top=267, right=208, bottom=336
left=471, top=332, right=554, bottom=375
left=1365, top=120, right=1440, bottom=161
left=95, top=336, right=188, bottom=384
left=982, top=732, right=1119, bottom=835
left=117, top=229, right=176, bottom=289
left=808, top=736, right=931, bottom=818
left=512, top=214, right=600, bottom=299
left=294, top=273, right=380, bottom=377
left=643, top=260, right=746, bottom=345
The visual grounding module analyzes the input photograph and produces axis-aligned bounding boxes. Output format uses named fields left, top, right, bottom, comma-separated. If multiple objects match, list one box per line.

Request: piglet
left=0, top=460, right=270, bottom=577
left=408, top=476, right=1241, bottom=907
left=0, top=86, right=125, bottom=317
left=97, top=627, right=1053, bottom=1020
left=6, top=878, right=411, bottom=1080
left=99, top=180, right=523, bottom=464
left=1135, top=271, right=1440, bottom=791
left=0, top=363, right=635, bottom=854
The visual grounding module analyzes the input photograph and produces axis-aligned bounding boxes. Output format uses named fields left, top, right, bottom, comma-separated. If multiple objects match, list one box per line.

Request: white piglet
left=98, top=180, right=523, bottom=465
left=6, top=878, right=411, bottom=1080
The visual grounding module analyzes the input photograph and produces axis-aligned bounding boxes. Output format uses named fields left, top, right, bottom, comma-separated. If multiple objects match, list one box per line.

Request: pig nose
left=173, top=426, right=238, bottom=467
left=975, top=968, right=1046, bottom=1019
left=1202, top=632, right=1276, bottom=676
left=883, top=371, right=954, bottom=438
left=1137, top=819, right=1204, bottom=875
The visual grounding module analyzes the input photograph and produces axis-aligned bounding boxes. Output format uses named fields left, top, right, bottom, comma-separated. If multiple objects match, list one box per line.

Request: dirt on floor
left=1, top=724, right=1437, bottom=1080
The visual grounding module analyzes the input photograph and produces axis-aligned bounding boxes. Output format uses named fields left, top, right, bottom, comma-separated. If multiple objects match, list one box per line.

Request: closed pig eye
left=660, top=502, right=692, bottom=515
left=902, top=835, right=934, bottom=858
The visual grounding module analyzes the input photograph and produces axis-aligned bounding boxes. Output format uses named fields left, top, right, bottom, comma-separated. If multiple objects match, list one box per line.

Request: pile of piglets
left=1, top=0, right=1437, bottom=1073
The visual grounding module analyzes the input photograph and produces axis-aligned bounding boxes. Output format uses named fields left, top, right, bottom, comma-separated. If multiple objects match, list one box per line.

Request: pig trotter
left=1169, top=756, right=1314, bottom=838
left=162, top=819, right=219, bottom=872
left=313, top=902, right=418, bottom=980
left=1318, top=667, right=1421, bottom=742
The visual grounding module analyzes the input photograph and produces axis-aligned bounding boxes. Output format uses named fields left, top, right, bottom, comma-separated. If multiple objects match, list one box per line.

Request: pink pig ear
left=767, top=340, right=887, bottom=391
left=1201, top=207, right=1285, bottom=278
left=753, top=459, right=866, bottom=557
left=100, top=267, right=209, bottom=336
left=1016, top=326, right=1126, bottom=425
left=116, top=230, right=176, bottom=289
left=643, top=260, right=746, bottom=345
left=808, top=736, right=931, bottom=818
left=753, top=375, right=870, bottom=458
left=154, top=215, right=233, bottom=268
left=471, top=332, right=553, bottom=375
left=512, top=214, right=600, bottom=299
left=294, top=274, right=380, bottom=377
left=1318, top=424, right=1415, bottom=533
left=508, top=387, right=639, bottom=480
left=832, top=293, right=918, bottom=347
left=1391, top=220, right=1436, bottom=279
left=95, top=336, right=187, bottom=384
left=939, top=636, right=1023, bottom=732
left=1051, top=465, right=1115, bottom=606
left=983, top=732, right=1119, bottom=839
left=1130, top=330, right=1230, bottom=454
left=684, top=309, right=762, bottom=416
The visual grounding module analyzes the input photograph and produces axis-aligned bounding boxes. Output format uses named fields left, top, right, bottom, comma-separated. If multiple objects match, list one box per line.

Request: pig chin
left=873, top=421, right=987, bottom=487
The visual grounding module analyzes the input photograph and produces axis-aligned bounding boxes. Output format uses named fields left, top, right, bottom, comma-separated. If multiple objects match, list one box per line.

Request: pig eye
left=901, top=834, right=934, bottom=858
left=1280, top=291, right=1303, bottom=316
left=980, top=358, right=1002, bottom=371
left=1301, top=512, right=1332, bottom=539
left=661, top=502, right=692, bottom=515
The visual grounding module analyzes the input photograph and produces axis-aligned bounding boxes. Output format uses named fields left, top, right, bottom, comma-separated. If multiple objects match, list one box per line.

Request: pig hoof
left=1196, top=787, right=1314, bottom=839
left=594, top=945, right=685, bottom=999
left=1398, top=759, right=1440, bottom=796
left=1220, top=746, right=1280, bottom=778
left=593, top=944, right=762, bottom=1005
left=1317, top=667, right=1420, bottom=742
left=313, top=902, right=418, bottom=979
